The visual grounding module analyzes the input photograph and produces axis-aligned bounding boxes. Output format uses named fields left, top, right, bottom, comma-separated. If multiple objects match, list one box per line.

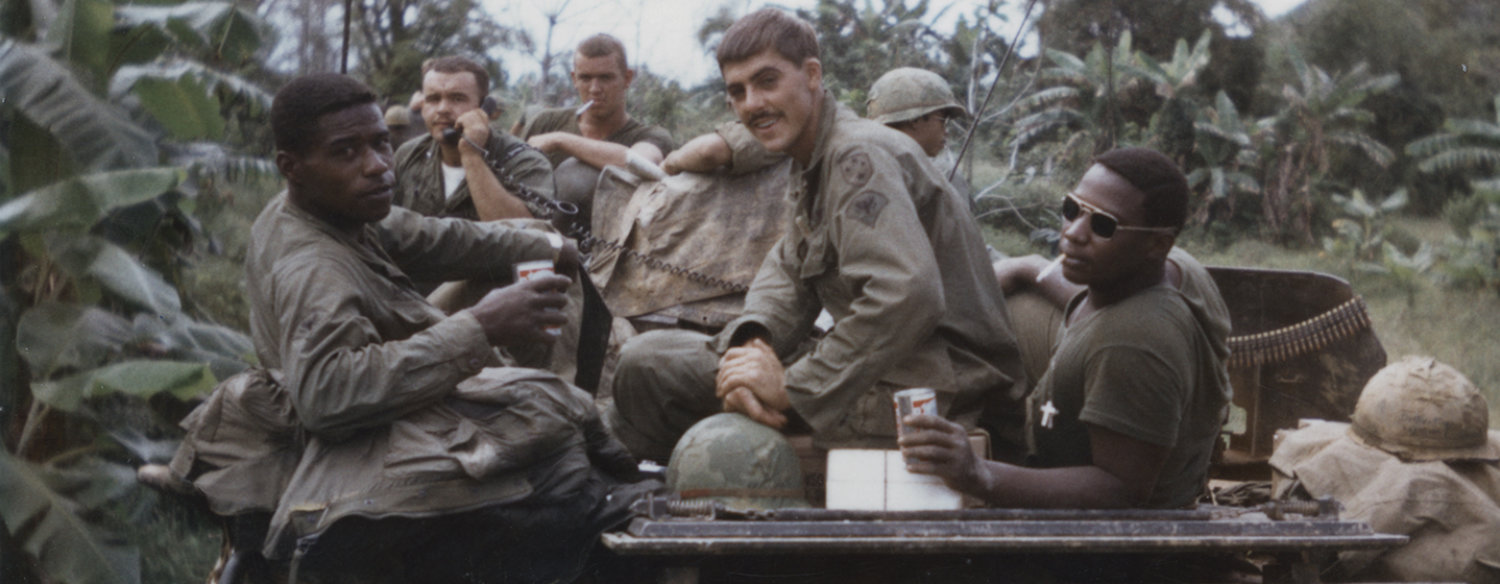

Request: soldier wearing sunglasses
left=899, top=147, right=1231, bottom=512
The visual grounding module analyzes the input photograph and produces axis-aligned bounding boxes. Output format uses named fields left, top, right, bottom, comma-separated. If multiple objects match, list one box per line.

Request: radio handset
left=442, top=96, right=499, bottom=146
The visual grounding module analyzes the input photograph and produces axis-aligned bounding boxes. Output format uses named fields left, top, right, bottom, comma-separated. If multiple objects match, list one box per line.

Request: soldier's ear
left=275, top=150, right=300, bottom=184
left=801, top=58, right=822, bottom=90
left=624, top=67, right=636, bottom=86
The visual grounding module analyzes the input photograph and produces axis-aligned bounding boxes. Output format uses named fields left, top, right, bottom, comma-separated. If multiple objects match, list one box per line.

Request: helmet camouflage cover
left=866, top=67, right=969, bottom=125
left=666, top=413, right=808, bottom=509
left=1349, top=355, right=1500, bottom=462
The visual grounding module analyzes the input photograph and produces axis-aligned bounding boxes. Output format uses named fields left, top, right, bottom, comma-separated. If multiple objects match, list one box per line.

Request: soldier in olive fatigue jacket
left=607, top=9, right=1026, bottom=463
left=248, top=73, right=650, bottom=583
left=393, top=56, right=555, bottom=223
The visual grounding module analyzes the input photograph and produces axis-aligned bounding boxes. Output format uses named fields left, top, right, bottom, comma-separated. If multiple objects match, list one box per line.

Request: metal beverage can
left=514, top=259, right=562, bottom=336
left=893, top=387, right=937, bottom=436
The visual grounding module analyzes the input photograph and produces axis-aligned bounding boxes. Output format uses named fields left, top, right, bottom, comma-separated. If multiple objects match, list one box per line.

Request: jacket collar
left=279, top=194, right=412, bottom=287
left=793, top=89, right=842, bottom=179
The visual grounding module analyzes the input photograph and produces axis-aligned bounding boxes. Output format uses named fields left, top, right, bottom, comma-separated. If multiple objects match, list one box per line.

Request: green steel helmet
left=666, top=413, right=808, bottom=509
left=1349, top=356, right=1500, bottom=462
left=866, top=67, right=968, bottom=125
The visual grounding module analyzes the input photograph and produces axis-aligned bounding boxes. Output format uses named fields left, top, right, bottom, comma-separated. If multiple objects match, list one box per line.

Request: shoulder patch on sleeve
left=837, top=150, right=874, bottom=189
left=847, top=190, right=889, bottom=227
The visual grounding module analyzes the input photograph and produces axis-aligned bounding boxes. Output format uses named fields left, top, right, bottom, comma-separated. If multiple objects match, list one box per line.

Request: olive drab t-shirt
left=1026, top=250, right=1232, bottom=508
left=517, top=107, right=675, bottom=168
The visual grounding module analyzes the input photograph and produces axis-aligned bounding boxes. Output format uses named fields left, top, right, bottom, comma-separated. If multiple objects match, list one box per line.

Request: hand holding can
left=893, top=388, right=938, bottom=438
left=515, top=259, right=563, bottom=336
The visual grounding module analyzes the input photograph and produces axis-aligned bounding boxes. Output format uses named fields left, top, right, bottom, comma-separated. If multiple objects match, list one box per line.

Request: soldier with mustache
left=607, top=9, right=1026, bottom=466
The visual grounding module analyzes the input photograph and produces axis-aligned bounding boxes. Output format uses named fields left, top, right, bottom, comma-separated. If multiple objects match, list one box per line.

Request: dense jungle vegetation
left=3, top=0, right=1499, bottom=581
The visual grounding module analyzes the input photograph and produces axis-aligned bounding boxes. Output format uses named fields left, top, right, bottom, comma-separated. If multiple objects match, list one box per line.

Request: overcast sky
left=484, top=0, right=1309, bottom=89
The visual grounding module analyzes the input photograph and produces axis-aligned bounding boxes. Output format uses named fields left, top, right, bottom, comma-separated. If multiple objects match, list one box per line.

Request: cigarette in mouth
left=1036, top=254, right=1065, bottom=283
left=574, top=100, right=595, bottom=116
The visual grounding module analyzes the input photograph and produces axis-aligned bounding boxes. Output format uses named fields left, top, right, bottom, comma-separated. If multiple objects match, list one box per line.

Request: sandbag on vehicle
left=585, top=160, right=792, bottom=328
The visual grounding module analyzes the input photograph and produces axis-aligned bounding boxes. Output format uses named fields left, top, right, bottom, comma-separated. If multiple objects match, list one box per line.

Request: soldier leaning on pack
left=512, top=34, right=675, bottom=228
left=607, top=9, right=1026, bottom=463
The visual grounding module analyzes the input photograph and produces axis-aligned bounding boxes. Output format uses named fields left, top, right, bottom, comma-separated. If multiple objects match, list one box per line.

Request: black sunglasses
left=1061, top=194, right=1177, bottom=239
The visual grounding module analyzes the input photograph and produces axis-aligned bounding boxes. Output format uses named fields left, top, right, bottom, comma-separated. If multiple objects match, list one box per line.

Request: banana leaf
left=30, top=359, right=216, bottom=411
left=0, top=39, right=158, bottom=171
left=16, top=302, right=133, bottom=379
left=46, top=235, right=183, bottom=319
left=0, top=450, right=141, bottom=584
left=0, top=168, right=180, bottom=236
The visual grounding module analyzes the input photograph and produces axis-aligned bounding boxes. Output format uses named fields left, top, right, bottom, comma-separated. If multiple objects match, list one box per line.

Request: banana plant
left=1187, top=90, right=1261, bottom=219
left=1008, top=30, right=1143, bottom=154
left=1127, top=31, right=1213, bottom=160
left=1125, top=31, right=1212, bottom=102
left=1435, top=188, right=1500, bottom=296
left=1361, top=241, right=1435, bottom=308
left=1407, top=94, right=1500, bottom=193
left=1, top=1, right=268, bottom=582
left=1258, top=47, right=1398, bottom=242
left=1321, top=187, right=1408, bottom=263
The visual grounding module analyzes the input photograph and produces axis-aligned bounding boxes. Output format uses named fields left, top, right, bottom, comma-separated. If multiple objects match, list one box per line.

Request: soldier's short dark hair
left=717, top=8, right=819, bottom=70
left=577, top=33, right=628, bottom=72
left=1092, top=147, right=1189, bottom=230
left=271, top=73, right=377, bottom=154
left=423, top=56, right=490, bottom=97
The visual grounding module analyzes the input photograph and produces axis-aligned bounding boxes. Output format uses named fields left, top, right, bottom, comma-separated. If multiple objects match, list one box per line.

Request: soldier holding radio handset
left=393, top=56, right=556, bottom=223
left=393, top=57, right=587, bottom=382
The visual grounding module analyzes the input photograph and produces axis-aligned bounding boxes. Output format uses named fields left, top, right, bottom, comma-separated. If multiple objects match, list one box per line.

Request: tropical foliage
left=1408, top=95, right=1500, bottom=193
left=1, top=1, right=264, bottom=582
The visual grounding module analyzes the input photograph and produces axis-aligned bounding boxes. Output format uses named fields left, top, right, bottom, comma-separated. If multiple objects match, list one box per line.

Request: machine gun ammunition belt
left=1226, top=296, right=1372, bottom=368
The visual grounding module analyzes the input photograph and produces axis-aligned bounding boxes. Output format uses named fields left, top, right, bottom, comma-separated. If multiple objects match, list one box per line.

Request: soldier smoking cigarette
left=1036, top=254, right=1065, bottom=283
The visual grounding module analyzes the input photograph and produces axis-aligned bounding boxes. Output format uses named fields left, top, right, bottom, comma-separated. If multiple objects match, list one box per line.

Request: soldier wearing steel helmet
left=609, top=9, right=1026, bottom=464
left=868, top=67, right=976, bottom=203
left=867, top=67, right=967, bottom=159
left=1270, top=355, right=1500, bottom=584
